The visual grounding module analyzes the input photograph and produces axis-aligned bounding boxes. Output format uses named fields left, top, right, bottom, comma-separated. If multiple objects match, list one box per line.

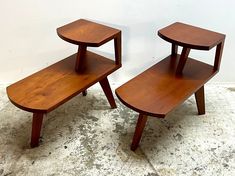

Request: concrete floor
left=0, top=84, right=235, bottom=176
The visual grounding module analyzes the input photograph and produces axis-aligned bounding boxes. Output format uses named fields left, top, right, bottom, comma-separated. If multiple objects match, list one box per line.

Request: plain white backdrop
left=0, top=0, right=234, bottom=84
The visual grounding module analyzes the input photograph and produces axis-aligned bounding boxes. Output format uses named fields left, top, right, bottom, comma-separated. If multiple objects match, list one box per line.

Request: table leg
left=176, top=47, right=191, bottom=74
left=82, top=90, right=87, bottom=96
left=131, top=114, right=148, bottom=151
left=31, top=113, right=44, bottom=148
left=99, top=77, right=117, bottom=109
left=195, top=86, right=205, bottom=115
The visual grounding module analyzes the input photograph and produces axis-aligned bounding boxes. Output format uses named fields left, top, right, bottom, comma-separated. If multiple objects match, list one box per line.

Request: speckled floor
left=0, top=84, right=235, bottom=176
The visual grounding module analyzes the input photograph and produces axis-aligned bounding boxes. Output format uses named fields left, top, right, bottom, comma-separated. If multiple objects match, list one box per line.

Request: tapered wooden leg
left=76, top=45, right=87, bottom=72
left=31, top=113, right=44, bottom=148
left=195, top=86, right=205, bottom=115
left=176, top=47, right=191, bottom=74
left=99, top=77, right=117, bottom=109
left=82, top=90, right=87, bottom=96
left=171, top=43, right=178, bottom=56
left=131, top=114, right=148, bottom=151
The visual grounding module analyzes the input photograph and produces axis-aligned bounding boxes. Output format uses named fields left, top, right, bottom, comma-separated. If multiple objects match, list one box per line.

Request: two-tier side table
left=7, top=19, right=121, bottom=147
left=116, top=22, right=225, bottom=151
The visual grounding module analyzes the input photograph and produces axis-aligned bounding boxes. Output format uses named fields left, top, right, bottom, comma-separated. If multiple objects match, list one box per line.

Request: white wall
left=0, top=0, right=234, bottom=84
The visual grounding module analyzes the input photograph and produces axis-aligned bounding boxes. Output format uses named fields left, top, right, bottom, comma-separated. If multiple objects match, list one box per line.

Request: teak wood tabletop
left=116, top=22, right=225, bottom=151
left=7, top=19, right=121, bottom=147
left=7, top=52, right=119, bottom=113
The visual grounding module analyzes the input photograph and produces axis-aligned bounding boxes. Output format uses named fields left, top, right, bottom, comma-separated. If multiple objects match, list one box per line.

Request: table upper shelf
left=57, top=19, right=121, bottom=47
left=158, top=22, right=225, bottom=50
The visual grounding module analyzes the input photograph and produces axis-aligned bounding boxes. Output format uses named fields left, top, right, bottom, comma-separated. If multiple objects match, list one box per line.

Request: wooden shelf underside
left=7, top=51, right=120, bottom=113
left=115, top=54, right=217, bottom=117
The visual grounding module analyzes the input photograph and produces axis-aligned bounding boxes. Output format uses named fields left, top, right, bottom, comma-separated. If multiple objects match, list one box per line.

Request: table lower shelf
left=116, top=54, right=217, bottom=117
left=7, top=51, right=120, bottom=113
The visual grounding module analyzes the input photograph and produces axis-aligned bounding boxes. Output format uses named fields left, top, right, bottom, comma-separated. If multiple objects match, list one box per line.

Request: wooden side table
left=116, top=22, right=225, bottom=151
left=7, top=19, right=121, bottom=147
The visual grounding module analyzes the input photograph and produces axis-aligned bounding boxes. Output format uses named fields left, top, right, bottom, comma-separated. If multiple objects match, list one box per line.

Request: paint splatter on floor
left=228, top=87, right=235, bottom=92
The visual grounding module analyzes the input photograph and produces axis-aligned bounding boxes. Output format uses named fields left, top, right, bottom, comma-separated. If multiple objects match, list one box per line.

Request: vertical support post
left=82, top=90, right=87, bottom=96
left=213, top=41, right=224, bottom=71
left=31, top=113, right=44, bottom=148
left=171, top=43, right=178, bottom=56
left=195, top=86, right=205, bottom=115
left=76, top=45, right=87, bottom=72
left=131, top=114, right=148, bottom=151
left=99, top=77, right=117, bottom=109
left=169, top=44, right=178, bottom=69
left=114, top=32, right=122, bottom=65
left=176, top=47, right=191, bottom=74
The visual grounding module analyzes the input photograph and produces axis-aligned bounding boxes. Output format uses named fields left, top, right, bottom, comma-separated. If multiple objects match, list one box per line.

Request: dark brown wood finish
left=31, top=113, right=44, bottom=148
left=158, top=22, right=225, bottom=50
left=116, top=22, right=225, bottom=150
left=7, top=19, right=121, bottom=147
left=195, top=86, right=205, bottom=115
left=171, top=44, right=178, bottom=56
left=114, top=33, right=122, bottom=65
left=176, top=47, right=191, bottom=74
left=82, top=90, right=87, bottom=96
left=57, top=19, right=121, bottom=47
left=57, top=19, right=121, bottom=73
left=7, top=51, right=120, bottom=113
left=131, top=114, right=148, bottom=151
left=116, top=55, right=216, bottom=117
left=214, top=41, right=224, bottom=71
left=99, top=77, right=117, bottom=109
left=76, top=45, right=87, bottom=72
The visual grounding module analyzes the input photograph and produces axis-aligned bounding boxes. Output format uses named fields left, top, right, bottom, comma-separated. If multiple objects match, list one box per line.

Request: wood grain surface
left=116, top=54, right=217, bottom=117
left=7, top=51, right=120, bottom=113
left=57, top=19, right=121, bottom=47
left=158, top=22, right=225, bottom=50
